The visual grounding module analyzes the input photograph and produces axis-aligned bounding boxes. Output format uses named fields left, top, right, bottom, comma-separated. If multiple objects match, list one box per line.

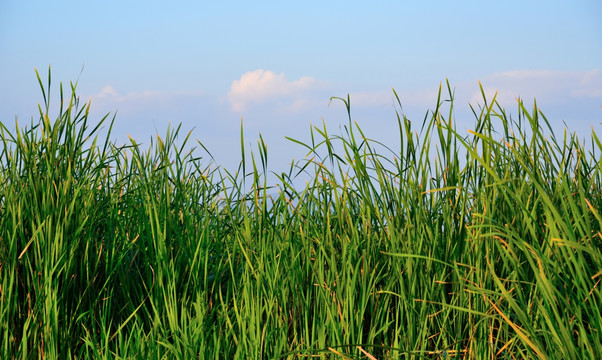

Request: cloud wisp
left=462, top=69, right=602, bottom=108
left=92, top=86, right=206, bottom=105
left=85, top=68, right=601, bottom=142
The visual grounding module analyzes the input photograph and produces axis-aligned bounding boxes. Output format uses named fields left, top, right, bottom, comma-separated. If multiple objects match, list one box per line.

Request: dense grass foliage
left=1, top=70, right=601, bottom=359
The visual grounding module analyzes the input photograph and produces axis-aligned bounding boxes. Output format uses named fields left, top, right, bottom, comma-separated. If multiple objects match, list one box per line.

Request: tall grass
left=1, top=69, right=600, bottom=359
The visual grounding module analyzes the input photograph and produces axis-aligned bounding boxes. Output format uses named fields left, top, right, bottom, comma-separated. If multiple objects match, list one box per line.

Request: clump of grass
left=1, top=69, right=600, bottom=359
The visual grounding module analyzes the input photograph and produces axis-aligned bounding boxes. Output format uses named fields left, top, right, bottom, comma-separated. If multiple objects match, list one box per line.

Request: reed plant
left=1, top=69, right=600, bottom=359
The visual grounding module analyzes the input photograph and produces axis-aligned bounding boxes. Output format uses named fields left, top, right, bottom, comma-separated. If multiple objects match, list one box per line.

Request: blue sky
left=1, top=1, right=601, bottom=171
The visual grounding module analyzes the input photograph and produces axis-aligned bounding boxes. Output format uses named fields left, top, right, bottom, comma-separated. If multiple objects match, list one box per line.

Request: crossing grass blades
left=0, top=68, right=601, bottom=359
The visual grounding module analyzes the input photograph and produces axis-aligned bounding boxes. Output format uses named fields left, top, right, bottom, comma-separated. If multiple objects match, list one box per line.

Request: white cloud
left=462, top=69, right=602, bottom=108
left=87, top=86, right=208, bottom=117
left=333, top=69, right=601, bottom=115
left=227, top=69, right=321, bottom=112
left=96, top=85, right=120, bottom=98
left=84, top=85, right=211, bottom=136
left=91, top=86, right=204, bottom=104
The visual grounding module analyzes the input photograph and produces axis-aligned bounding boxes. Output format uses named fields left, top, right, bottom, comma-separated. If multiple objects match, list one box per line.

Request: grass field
left=1, top=70, right=601, bottom=359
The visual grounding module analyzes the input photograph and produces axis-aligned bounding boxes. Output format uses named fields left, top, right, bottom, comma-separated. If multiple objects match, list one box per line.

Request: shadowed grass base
left=1, top=70, right=600, bottom=359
